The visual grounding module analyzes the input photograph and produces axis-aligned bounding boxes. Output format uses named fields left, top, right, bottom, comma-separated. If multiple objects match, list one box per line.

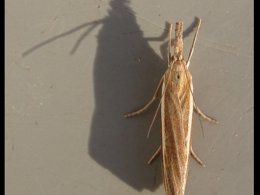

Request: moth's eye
left=176, top=74, right=180, bottom=80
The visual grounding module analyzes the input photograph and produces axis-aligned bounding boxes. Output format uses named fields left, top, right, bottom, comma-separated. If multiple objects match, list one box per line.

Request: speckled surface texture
left=6, top=0, right=253, bottom=194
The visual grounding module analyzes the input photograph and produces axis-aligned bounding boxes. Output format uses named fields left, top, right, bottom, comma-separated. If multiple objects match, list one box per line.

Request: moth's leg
left=186, top=18, right=202, bottom=68
left=147, top=145, right=162, bottom=165
left=124, top=77, right=163, bottom=118
left=168, top=24, right=173, bottom=66
left=190, top=146, right=206, bottom=167
left=194, top=104, right=218, bottom=123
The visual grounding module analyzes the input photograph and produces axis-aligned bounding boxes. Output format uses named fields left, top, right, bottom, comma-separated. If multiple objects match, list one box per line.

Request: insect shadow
left=89, top=1, right=200, bottom=190
left=22, top=0, right=199, bottom=191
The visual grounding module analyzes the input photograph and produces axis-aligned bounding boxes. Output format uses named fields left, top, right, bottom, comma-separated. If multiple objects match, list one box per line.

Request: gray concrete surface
left=6, top=0, right=253, bottom=194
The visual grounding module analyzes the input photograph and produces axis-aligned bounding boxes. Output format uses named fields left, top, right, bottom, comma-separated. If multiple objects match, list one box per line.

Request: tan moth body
left=125, top=18, right=217, bottom=195
left=161, top=22, right=193, bottom=195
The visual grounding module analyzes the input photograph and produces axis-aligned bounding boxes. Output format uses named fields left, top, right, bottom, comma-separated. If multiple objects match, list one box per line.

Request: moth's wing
left=161, top=70, right=193, bottom=195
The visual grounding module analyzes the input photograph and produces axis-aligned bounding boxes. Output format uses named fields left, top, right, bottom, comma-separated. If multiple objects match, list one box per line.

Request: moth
left=124, top=19, right=217, bottom=195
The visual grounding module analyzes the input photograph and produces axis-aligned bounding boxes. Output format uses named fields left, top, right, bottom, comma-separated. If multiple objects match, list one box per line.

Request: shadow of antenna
left=22, top=20, right=102, bottom=57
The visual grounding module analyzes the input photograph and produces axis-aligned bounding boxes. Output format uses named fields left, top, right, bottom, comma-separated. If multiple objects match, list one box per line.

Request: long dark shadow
left=89, top=0, right=165, bottom=191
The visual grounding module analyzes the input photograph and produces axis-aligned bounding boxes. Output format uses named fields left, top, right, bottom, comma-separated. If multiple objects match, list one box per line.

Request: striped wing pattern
left=161, top=66, right=193, bottom=195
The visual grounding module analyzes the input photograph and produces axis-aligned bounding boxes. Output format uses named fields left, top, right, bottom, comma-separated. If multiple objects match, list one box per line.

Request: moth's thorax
left=169, top=60, right=192, bottom=91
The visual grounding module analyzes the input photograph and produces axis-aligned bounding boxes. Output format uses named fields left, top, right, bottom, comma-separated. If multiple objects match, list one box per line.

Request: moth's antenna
left=182, top=18, right=201, bottom=102
left=186, top=18, right=201, bottom=68
left=146, top=24, right=173, bottom=138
